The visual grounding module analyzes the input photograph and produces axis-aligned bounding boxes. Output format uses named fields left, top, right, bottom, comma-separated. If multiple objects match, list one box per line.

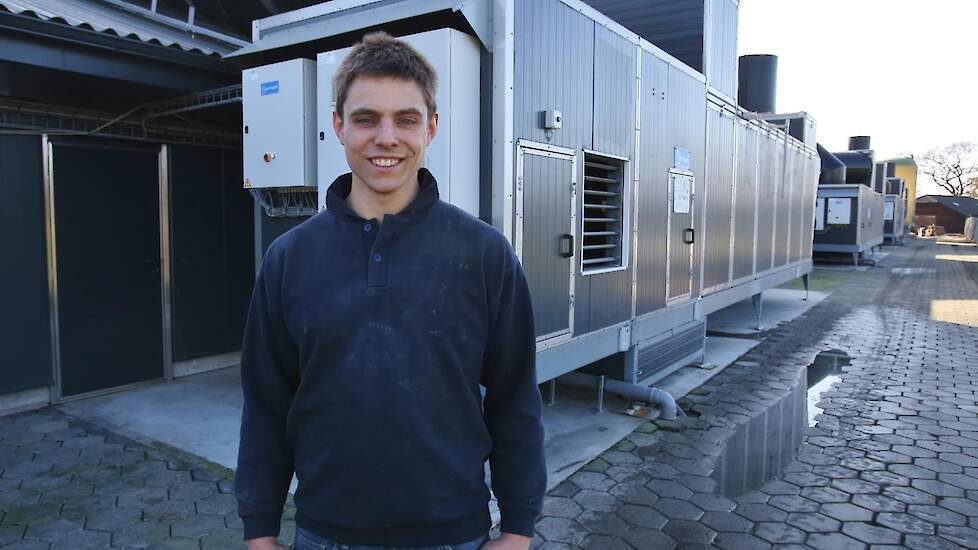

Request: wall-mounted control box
left=242, top=58, right=317, bottom=188
left=543, top=110, right=562, bottom=130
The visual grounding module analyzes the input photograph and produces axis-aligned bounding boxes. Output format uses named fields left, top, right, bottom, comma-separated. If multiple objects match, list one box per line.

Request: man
left=236, top=32, right=546, bottom=550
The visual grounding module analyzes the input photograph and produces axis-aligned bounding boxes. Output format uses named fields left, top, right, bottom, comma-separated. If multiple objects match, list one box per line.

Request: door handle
left=559, top=234, right=574, bottom=258
left=683, top=228, right=695, bottom=245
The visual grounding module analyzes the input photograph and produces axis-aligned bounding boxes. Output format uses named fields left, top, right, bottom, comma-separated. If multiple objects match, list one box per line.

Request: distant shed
left=916, top=195, right=978, bottom=234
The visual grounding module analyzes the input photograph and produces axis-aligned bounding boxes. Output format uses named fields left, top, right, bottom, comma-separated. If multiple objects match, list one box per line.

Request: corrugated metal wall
left=755, top=130, right=776, bottom=273
left=773, top=136, right=789, bottom=268
left=515, top=0, right=593, bottom=335
left=732, top=121, right=757, bottom=281
left=705, top=0, right=738, bottom=99
left=703, top=104, right=736, bottom=292
left=586, top=25, right=636, bottom=332
left=787, top=146, right=803, bottom=264
left=635, top=50, right=671, bottom=315
left=861, top=185, right=885, bottom=247
left=514, top=0, right=593, bottom=152
left=800, top=154, right=817, bottom=260
left=669, top=67, right=707, bottom=300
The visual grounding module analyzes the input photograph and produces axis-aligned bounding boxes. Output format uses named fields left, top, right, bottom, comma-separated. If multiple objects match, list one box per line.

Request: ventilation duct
left=834, top=151, right=874, bottom=185
left=817, top=144, right=846, bottom=185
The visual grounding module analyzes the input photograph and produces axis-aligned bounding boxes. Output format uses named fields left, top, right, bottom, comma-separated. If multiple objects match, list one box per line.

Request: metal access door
left=48, top=140, right=166, bottom=398
left=666, top=169, right=695, bottom=302
left=515, top=141, right=577, bottom=347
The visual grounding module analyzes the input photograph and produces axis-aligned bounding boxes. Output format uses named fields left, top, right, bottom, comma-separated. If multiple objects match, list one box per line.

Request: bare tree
left=919, top=142, right=978, bottom=197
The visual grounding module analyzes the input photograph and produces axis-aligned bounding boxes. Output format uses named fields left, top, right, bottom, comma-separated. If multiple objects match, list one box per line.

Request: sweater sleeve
left=235, top=245, right=300, bottom=540
left=481, top=245, right=547, bottom=537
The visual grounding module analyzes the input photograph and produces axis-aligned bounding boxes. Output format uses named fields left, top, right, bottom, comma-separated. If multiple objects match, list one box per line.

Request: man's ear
left=332, top=111, right=344, bottom=145
left=427, top=112, right=439, bottom=145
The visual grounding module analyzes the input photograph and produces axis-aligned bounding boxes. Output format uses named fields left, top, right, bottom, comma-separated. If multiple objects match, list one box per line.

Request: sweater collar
left=325, top=168, right=440, bottom=223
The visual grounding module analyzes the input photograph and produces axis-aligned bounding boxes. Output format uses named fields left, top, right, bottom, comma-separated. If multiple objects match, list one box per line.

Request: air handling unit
left=232, top=0, right=819, bottom=387
left=813, top=138, right=885, bottom=265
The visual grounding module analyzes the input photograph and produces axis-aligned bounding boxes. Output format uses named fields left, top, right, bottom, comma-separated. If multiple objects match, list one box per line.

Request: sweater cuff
left=500, top=506, right=540, bottom=537
left=242, top=512, right=283, bottom=541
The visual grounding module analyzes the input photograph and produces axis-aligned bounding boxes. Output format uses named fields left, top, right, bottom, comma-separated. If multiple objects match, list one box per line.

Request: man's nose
left=373, top=119, right=398, bottom=147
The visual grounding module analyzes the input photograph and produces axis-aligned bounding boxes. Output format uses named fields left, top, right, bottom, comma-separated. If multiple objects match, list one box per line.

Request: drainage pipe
left=558, top=372, right=683, bottom=420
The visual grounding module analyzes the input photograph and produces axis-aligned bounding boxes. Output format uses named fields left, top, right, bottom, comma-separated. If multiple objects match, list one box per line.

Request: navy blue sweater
left=235, top=169, right=546, bottom=546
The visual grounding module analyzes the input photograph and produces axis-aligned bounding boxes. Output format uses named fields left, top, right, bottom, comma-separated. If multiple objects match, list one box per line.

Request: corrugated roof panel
left=582, top=0, right=704, bottom=71
left=0, top=0, right=243, bottom=56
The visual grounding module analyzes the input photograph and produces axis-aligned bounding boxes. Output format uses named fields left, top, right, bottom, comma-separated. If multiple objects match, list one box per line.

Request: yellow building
left=883, top=157, right=918, bottom=224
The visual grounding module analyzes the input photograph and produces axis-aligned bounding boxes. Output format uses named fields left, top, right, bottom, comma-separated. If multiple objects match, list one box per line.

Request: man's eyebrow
left=348, top=108, right=379, bottom=117
left=347, top=108, right=424, bottom=118
left=395, top=108, right=424, bottom=117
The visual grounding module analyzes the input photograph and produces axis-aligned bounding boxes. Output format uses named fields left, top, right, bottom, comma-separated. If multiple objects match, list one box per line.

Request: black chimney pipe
left=848, top=136, right=871, bottom=151
left=738, top=55, right=777, bottom=113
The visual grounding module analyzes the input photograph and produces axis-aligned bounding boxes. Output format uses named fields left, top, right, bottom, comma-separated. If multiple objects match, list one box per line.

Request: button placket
left=366, top=219, right=390, bottom=288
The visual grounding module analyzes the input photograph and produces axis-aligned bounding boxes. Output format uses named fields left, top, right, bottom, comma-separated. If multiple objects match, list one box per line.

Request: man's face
left=333, top=75, right=438, bottom=195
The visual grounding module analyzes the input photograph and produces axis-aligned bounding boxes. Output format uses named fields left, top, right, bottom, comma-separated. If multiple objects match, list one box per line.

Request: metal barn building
left=0, top=0, right=260, bottom=411
left=231, top=0, right=820, bottom=386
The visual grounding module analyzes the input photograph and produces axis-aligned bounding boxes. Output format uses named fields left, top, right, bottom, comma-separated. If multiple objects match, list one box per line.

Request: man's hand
left=246, top=536, right=288, bottom=550
left=480, top=532, right=532, bottom=550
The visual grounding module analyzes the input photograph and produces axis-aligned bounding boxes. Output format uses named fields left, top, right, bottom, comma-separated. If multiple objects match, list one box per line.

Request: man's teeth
left=372, top=158, right=399, bottom=167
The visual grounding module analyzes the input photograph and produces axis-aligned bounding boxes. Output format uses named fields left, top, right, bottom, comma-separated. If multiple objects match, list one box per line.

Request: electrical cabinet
left=242, top=58, right=317, bottom=189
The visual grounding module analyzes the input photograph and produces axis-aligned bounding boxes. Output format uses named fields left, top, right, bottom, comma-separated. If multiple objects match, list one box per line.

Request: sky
left=738, top=0, right=978, bottom=196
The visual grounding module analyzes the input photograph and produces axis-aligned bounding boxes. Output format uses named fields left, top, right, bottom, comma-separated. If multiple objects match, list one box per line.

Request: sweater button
left=372, top=253, right=382, bottom=262
left=363, top=223, right=372, bottom=232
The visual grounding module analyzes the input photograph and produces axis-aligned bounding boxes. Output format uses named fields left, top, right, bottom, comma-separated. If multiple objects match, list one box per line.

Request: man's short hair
left=333, top=31, right=438, bottom=119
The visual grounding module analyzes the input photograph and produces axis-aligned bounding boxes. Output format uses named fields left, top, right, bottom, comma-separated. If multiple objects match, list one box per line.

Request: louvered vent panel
left=582, top=153, right=625, bottom=272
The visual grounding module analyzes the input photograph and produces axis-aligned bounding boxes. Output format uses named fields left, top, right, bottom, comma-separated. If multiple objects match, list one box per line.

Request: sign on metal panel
left=673, top=147, right=691, bottom=171
left=827, top=198, right=851, bottom=225
left=815, top=198, right=825, bottom=231
left=884, top=202, right=895, bottom=221
left=673, top=173, right=692, bottom=214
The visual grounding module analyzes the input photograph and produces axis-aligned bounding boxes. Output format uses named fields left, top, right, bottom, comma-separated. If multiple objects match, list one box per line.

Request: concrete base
left=653, top=336, right=760, bottom=400
left=60, top=365, right=651, bottom=492
left=707, top=288, right=828, bottom=335
left=61, top=368, right=244, bottom=469
left=0, top=386, right=50, bottom=417
left=173, top=351, right=240, bottom=378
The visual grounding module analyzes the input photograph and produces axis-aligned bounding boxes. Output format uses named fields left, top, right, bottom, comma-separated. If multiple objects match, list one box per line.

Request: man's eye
left=399, top=118, right=419, bottom=126
left=353, top=118, right=374, bottom=125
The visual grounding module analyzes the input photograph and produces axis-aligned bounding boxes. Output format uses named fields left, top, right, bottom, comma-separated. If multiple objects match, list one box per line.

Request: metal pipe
left=558, top=372, right=683, bottom=420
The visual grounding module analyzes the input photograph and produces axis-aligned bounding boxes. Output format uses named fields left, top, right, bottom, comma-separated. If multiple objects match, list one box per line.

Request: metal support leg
left=802, top=273, right=810, bottom=301
left=852, top=252, right=859, bottom=267
left=547, top=379, right=556, bottom=405
left=752, top=293, right=763, bottom=331
left=597, top=375, right=606, bottom=414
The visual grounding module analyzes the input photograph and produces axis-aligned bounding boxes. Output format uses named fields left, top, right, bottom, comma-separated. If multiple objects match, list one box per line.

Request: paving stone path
left=532, top=238, right=978, bottom=549
left=0, top=408, right=293, bottom=549
left=1, top=238, right=976, bottom=549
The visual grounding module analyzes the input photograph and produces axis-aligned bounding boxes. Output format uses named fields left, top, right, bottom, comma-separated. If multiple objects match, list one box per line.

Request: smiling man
left=235, top=32, right=546, bottom=550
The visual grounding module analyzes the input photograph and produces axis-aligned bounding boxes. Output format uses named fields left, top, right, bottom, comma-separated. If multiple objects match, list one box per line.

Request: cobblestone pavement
left=0, top=409, right=296, bottom=549
left=532, top=238, right=978, bottom=549
left=1, top=238, right=976, bottom=549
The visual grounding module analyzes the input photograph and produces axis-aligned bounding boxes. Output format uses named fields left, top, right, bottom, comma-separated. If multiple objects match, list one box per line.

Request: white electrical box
left=316, top=29, right=481, bottom=216
left=242, top=58, right=317, bottom=189
left=827, top=198, right=851, bottom=225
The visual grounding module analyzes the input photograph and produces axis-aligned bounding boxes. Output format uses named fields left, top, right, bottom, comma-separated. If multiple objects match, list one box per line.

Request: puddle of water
left=806, top=350, right=850, bottom=426
left=891, top=267, right=938, bottom=275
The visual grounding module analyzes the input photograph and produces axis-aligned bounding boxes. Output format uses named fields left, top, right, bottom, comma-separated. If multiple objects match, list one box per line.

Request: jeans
left=292, top=526, right=489, bottom=550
